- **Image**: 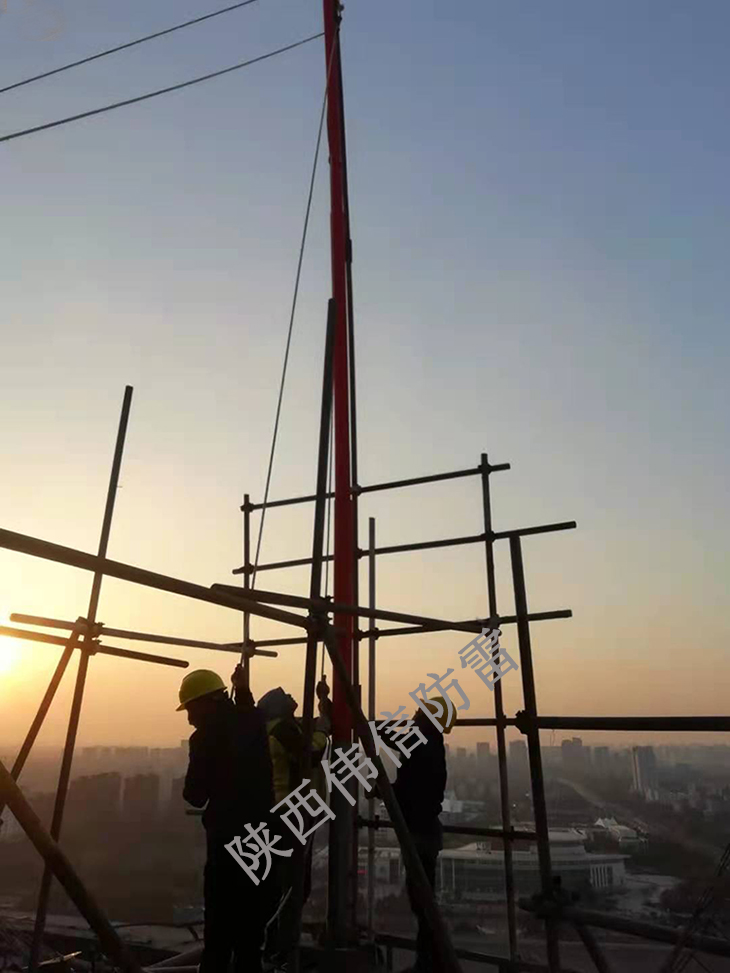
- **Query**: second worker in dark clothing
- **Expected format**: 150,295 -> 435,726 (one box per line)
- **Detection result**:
391,695 -> 455,973
180,668 -> 275,973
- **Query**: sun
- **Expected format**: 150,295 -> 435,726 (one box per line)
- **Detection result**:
0,642 -> 20,676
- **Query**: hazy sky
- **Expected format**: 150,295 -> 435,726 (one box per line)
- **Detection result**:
1,0 -> 728,759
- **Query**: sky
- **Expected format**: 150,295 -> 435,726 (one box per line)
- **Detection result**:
0,0 -> 728,758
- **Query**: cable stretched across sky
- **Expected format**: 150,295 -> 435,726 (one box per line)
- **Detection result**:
0,0 -> 259,96
0,33 -> 324,145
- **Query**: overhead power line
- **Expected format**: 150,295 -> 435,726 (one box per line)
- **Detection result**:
0,33 -> 324,145
0,0 -> 259,96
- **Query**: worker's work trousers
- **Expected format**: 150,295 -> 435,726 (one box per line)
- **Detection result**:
201,838 -> 276,973
404,833 -> 442,973
264,835 -> 314,961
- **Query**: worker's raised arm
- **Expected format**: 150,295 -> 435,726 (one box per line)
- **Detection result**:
231,664 -> 255,711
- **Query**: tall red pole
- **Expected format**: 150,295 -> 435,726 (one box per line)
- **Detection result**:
323,0 -> 354,743
322,0 -> 357,945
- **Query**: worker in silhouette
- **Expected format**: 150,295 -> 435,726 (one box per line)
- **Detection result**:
391,696 -> 455,973
180,668 -> 275,973
255,677 -> 331,965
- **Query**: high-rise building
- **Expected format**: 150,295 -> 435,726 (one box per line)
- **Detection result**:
509,740 -> 529,781
476,742 -> 491,765
122,773 -> 160,822
631,747 -> 658,800
561,738 -> 589,775
593,747 -> 611,775
67,773 -> 122,829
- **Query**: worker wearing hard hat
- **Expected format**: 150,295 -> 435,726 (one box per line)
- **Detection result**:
391,696 -> 455,973
255,677 -> 331,966
179,668 -> 275,973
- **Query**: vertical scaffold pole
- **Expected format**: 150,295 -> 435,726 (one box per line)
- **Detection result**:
242,493 -> 252,690
509,535 -> 561,972
29,386 -> 133,973
479,453 -> 517,962
290,300 -> 336,970
366,516 -> 376,938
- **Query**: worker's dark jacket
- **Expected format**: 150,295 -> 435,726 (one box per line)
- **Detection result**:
391,715 -> 447,843
183,693 -> 274,843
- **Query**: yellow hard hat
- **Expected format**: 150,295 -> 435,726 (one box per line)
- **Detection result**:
177,670 -> 226,711
426,696 -> 457,734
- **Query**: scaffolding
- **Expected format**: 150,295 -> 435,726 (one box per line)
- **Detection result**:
1,381 -> 729,973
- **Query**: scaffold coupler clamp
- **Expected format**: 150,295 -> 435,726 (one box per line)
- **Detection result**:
514,709 -> 533,736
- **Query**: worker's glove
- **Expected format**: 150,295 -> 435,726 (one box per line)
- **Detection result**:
316,675 -> 333,733
231,664 -> 255,710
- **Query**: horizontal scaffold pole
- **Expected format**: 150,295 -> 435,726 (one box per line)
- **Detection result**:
0,528 -> 313,632
240,462 -> 512,511
8,614 -> 278,658
231,520 -> 577,574
213,583 -> 490,637
517,714 -> 730,732
0,624 -> 188,668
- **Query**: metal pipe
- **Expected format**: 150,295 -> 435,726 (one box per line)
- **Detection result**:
363,609 -> 573,639
556,907 -> 730,959
0,625 -> 188,667
318,619 -> 462,973
366,517 -> 376,939
248,608 -> 573,649
213,582 -> 494,637
455,718 -> 516,727
493,521 -> 576,540
0,529 -> 315,631
357,818 -> 538,841
0,759 -> 144,973
238,464 -> 511,513
232,520 -> 574,573
371,933 -> 583,973
521,716 -> 730,732
30,385 -> 134,972
571,921 -> 614,973
480,453 -> 518,963
240,493 -> 252,686
509,535 -> 560,973
8,615 -> 277,658
288,299 -> 335,968
303,299 -> 336,773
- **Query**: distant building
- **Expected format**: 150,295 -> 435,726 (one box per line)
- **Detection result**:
122,773 -> 160,822
593,747 -> 611,775
631,747 -> 659,801
594,817 -> 643,849
539,746 -> 562,772
561,738 -> 590,775
67,773 -> 122,828
364,828 -> 626,902
509,740 -> 529,781
456,747 -> 467,763
168,775 -> 186,814
476,742 -> 491,763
